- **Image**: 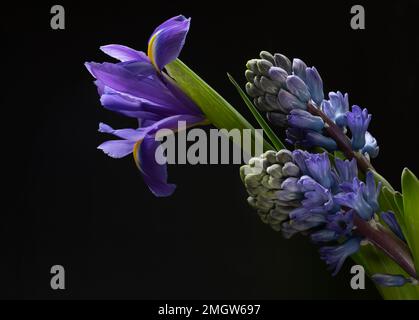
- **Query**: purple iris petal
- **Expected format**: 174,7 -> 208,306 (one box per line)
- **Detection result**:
99,84 -> 191,119
100,94 -> 162,120
100,44 -> 150,62
97,114 -> 204,196
97,123 -> 146,159
161,73 -> 204,116
141,114 -> 206,137
86,62 -> 173,106
149,15 -> 191,70
138,136 -> 176,197
95,80 -> 106,96
150,15 -> 188,38
98,140 -> 136,158
99,122 -> 146,141
118,60 -> 156,77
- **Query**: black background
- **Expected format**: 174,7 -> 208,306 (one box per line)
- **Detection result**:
1,0 -> 418,299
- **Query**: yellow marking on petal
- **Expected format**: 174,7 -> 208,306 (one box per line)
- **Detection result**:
133,139 -> 144,171
147,33 -> 159,70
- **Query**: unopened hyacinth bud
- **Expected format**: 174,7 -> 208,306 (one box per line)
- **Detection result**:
245,51 -> 324,125
245,52 -> 380,159
245,52 -> 340,153
381,211 -> 406,242
371,274 -> 417,287
240,150 -> 303,231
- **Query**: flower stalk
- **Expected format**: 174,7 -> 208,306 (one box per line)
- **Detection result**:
306,102 -> 373,174
353,214 -> 417,278
305,101 -> 414,275
352,213 -> 417,278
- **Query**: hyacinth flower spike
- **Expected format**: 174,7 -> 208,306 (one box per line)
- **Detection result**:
85,16 -> 209,196
241,151 -> 417,280
245,51 -> 380,174
240,51 -> 419,298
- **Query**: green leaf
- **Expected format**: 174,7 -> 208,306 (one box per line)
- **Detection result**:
352,245 -> 419,300
166,59 -> 274,155
372,170 -> 395,193
227,73 -> 285,151
378,187 -> 408,247
393,192 -> 404,216
355,174 -> 418,299
401,168 -> 419,272
333,151 -> 346,160
380,186 -> 401,216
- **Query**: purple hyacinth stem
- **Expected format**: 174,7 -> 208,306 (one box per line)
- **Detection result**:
306,102 -> 373,174
353,214 -> 417,279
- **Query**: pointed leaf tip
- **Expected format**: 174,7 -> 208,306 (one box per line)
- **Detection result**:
401,167 -> 419,274
228,73 -> 285,151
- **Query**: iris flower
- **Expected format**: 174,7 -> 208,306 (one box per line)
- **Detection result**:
85,15 -> 208,196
